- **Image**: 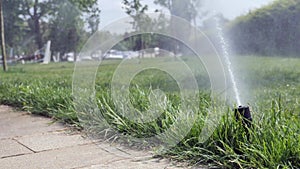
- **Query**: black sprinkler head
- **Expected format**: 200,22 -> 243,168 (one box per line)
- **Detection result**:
234,106 -> 252,128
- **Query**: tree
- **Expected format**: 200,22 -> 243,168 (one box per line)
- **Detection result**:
69,0 -> 101,34
20,0 -> 51,49
228,0 -> 300,56
0,0 -> 7,71
154,0 -> 204,54
2,0 -> 25,52
122,0 -> 150,51
0,0 -> 100,59
19,0 -> 100,50
87,7 -> 101,34
123,0 -> 149,31
48,1 -> 85,55
46,0 -> 100,57
154,0 -> 202,23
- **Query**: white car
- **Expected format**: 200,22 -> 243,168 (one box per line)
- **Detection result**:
104,50 -> 124,59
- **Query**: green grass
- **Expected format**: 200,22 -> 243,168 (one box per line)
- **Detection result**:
0,56 -> 299,168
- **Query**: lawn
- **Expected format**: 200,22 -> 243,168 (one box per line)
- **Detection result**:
0,56 -> 299,168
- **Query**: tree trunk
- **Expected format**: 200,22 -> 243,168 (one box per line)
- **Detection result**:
34,16 -> 43,49
33,0 -> 43,49
0,0 -> 7,71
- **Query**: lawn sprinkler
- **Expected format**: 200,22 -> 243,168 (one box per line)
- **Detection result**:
234,105 -> 253,140
234,106 -> 252,129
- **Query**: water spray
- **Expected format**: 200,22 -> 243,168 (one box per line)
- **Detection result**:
215,16 -> 252,128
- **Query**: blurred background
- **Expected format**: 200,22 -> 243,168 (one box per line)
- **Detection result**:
3,0 -> 299,64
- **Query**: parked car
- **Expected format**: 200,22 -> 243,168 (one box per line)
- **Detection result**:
104,50 -> 124,59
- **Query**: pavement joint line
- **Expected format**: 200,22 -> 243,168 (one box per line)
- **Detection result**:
0,138 -> 12,141
97,145 -> 135,158
1,152 -> 32,159
88,143 -> 151,160
130,156 -> 156,162
14,137 -> 100,154
102,157 -> 132,165
12,138 -> 36,153
30,140 -> 103,154
115,147 -> 133,155
102,155 -> 155,165
98,145 -> 156,161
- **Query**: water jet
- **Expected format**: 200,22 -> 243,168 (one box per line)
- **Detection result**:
215,16 -> 253,129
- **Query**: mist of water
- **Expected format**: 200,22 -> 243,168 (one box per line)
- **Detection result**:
215,17 -> 242,106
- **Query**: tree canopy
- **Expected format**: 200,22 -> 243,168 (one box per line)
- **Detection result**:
228,0 -> 300,56
154,0 -> 202,23
1,0 -> 100,56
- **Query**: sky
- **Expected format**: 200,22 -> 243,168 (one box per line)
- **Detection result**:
98,0 -> 276,28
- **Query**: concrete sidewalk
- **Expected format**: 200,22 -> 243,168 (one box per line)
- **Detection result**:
0,105 -> 189,169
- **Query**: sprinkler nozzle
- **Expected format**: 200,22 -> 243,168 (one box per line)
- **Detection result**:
234,106 -> 252,128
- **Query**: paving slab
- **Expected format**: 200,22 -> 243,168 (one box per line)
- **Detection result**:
0,139 -> 33,158
0,110 -> 28,120
0,144 -> 125,169
0,105 -> 14,113
78,154 -> 191,169
0,111 -> 65,139
0,105 -> 193,169
16,132 -> 92,152
95,142 -> 152,159
79,160 -> 184,169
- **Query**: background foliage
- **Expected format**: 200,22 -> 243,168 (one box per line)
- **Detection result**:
228,0 -> 300,56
